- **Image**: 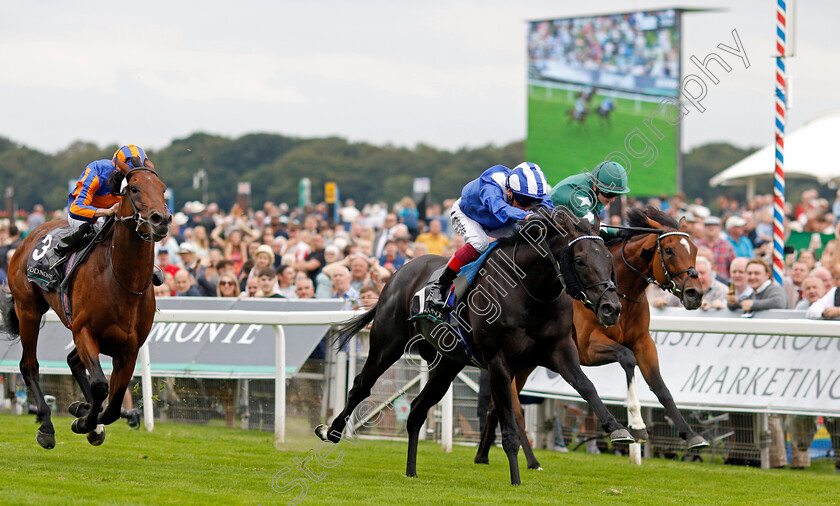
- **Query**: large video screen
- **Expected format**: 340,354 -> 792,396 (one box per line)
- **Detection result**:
526,9 -> 681,196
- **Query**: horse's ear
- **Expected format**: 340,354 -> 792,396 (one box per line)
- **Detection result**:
144,159 -> 155,170
115,158 -> 131,174
678,216 -> 690,232
552,205 -> 575,232
645,215 -> 663,230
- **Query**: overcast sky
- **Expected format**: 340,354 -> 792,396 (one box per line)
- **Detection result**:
1,1 -> 837,155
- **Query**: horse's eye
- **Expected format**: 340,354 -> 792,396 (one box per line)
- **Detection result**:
664,247 -> 673,255
129,185 -> 139,194
575,257 -> 584,266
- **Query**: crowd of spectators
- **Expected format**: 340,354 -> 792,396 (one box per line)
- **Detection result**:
529,12 -> 678,80
0,197 -> 461,314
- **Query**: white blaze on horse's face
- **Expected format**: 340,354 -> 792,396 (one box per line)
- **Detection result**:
680,238 -> 691,256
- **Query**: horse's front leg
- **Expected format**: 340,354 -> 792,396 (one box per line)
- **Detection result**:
632,334 -> 708,448
547,336 -> 634,444
486,355 -> 522,486
70,328 -> 108,444
98,352 -> 138,426
580,331 -> 647,441
66,348 -> 94,419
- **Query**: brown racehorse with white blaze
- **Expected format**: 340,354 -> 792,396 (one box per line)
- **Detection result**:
0,157 -> 169,449
476,207 -> 708,469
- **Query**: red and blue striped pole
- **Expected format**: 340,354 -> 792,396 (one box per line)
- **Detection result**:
773,0 -> 787,285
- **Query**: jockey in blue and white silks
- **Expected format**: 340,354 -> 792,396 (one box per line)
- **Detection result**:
426,162 -> 553,310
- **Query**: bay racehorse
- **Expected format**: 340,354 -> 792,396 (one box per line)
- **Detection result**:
316,206 -> 634,485
475,207 -> 708,469
0,158 -> 169,448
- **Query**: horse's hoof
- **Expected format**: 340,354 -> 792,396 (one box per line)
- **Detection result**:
528,464 -> 543,471
628,427 -> 649,442
474,457 -> 489,465
71,417 -> 86,434
687,435 -> 709,449
314,424 -> 329,441
87,425 -> 106,446
609,429 -> 635,444
68,401 -> 90,418
37,429 -> 56,449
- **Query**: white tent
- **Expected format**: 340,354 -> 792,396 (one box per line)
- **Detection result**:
709,110 -> 840,196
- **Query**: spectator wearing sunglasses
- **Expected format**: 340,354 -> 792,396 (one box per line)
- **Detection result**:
549,161 -> 630,226
216,273 -> 240,297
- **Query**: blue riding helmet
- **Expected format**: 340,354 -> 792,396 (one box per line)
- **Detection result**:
507,162 -> 549,199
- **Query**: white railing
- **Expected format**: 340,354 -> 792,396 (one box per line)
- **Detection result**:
43,310 -> 840,456
44,309 -> 363,448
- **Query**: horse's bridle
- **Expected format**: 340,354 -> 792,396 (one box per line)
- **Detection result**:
619,229 -> 699,301
516,227 -> 617,311
109,166 -> 165,295
113,167 -> 161,242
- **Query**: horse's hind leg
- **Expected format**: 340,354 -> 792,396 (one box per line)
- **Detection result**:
474,402 -> 498,464
475,373 -> 541,470
405,358 -> 463,478
317,327 -> 407,444
513,370 -> 542,470
17,313 -> 55,449
70,328 -> 109,438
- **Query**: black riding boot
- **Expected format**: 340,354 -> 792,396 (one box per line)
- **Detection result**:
53,222 -> 94,263
426,266 -> 458,311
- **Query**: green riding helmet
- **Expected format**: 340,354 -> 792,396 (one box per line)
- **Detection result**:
590,161 -> 630,194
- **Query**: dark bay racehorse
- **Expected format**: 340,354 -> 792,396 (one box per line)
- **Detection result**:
316,206 -> 634,485
0,159 -> 169,448
476,207 -> 707,469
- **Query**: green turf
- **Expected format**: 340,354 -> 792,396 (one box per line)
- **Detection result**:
526,84 -> 679,196
0,412 -> 836,505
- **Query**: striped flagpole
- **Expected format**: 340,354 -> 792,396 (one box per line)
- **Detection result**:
772,0 -> 787,285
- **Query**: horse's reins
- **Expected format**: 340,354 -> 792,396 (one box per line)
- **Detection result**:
515,220 -> 616,310
616,226 -> 698,302
109,167 -> 161,295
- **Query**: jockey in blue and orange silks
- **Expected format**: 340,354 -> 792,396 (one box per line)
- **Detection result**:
55,145 -> 154,261
425,162 -> 553,311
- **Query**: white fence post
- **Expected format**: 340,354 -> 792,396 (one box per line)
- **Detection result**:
274,324 -> 286,448
441,384 -> 453,452
139,340 -> 154,432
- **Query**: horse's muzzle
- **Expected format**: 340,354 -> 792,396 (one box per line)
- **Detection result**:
682,287 -> 703,310
597,301 -> 620,327
149,211 -> 170,242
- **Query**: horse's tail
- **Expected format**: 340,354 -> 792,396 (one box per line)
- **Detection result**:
0,288 -> 20,340
327,306 -> 376,350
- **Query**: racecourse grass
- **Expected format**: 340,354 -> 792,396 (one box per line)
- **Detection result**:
0,412 -> 836,505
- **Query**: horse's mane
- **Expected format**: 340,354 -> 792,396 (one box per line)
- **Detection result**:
604,206 -> 679,246
495,205 -> 593,248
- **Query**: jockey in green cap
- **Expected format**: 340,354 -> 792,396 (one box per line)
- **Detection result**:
549,161 -> 630,226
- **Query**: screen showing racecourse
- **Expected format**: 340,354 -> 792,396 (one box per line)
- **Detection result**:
526,9 -> 681,195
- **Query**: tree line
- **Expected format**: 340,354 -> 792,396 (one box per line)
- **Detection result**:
0,132 -> 766,214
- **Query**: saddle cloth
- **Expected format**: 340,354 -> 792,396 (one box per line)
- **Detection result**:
26,226 -> 99,292
409,242 -> 499,368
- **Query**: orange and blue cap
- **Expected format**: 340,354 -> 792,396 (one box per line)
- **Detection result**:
112,145 -> 148,169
